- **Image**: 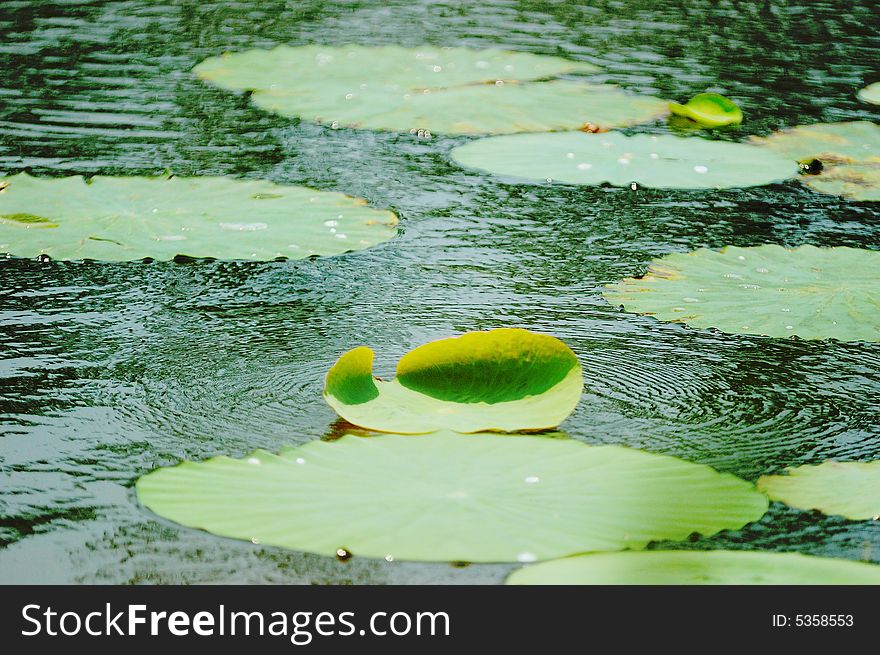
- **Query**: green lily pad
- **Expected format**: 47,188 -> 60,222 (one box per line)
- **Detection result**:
450,132 -> 797,188
751,121 -> 880,201
858,82 -> 880,105
669,93 -> 743,128
0,173 -> 398,261
507,550 -> 880,584
136,432 -> 768,563
603,244 -> 880,342
323,328 -> 583,433
195,45 -> 669,134
758,461 -> 880,520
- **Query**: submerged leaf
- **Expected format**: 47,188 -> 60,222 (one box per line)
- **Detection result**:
603,244 -> 880,342
451,132 -> 797,189
195,45 -> 668,134
758,461 -> 880,520
669,93 -> 743,128
323,328 -> 583,433
751,121 -> 880,200
0,173 -> 397,261
136,432 -> 768,563
507,550 -> 880,584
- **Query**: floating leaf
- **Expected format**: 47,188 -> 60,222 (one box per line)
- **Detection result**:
195,45 -> 669,134
451,132 -> 797,189
758,461 -> 880,520
507,550 -> 880,584
136,432 -> 768,563
0,173 -> 397,261
603,244 -> 880,342
669,93 -> 743,128
323,328 -> 583,433
751,121 -> 880,200
858,82 -> 880,105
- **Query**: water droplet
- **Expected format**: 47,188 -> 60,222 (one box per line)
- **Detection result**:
335,233 -> 348,239
693,165 -> 709,174
247,457 -> 261,465
384,554 -> 394,562
737,255 -> 745,260
781,308 -> 791,312
219,222 -> 268,232
432,65 -> 442,72
495,80 -> 504,86
345,93 -> 354,100
566,152 -> 575,159
156,235 -> 186,242
577,163 -> 592,170
331,121 -> 339,129
251,538 -> 260,544
785,325 -> 794,330
683,297 -> 699,303
295,457 -> 306,464
617,157 -> 630,165
152,208 -> 158,213
546,177 -> 553,183
517,552 -> 537,563
524,476 -> 540,484
629,181 -> 639,191
336,548 -> 352,561
38,254 -> 52,263
672,307 -> 685,311
756,267 -> 769,273
649,153 -> 659,159
475,60 -> 488,69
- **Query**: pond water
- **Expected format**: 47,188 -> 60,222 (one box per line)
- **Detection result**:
1,0 -> 878,584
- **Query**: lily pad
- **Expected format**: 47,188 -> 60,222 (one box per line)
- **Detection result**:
323,328 -> 583,433
758,461 -> 880,520
858,82 -> 880,105
136,432 -> 768,563
750,121 -> 880,200
602,244 -> 880,342
0,173 -> 398,261
507,550 -> 880,584
451,132 -> 797,188
195,45 -> 669,134
669,93 -> 743,128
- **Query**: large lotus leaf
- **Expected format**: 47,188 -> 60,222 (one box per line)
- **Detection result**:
195,45 -> 668,134
507,550 -> 880,584
136,432 -> 768,563
858,83 -> 880,105
602,244 -> 880,342
451,132 -> 797,188
751,121 -> 880,200
0,173 -> 398,261
669,93 -> 743,128
758,461 -> 880,520
323,328 -> 583,433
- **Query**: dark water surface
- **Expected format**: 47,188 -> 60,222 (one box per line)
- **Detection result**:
0,0 -> 878,583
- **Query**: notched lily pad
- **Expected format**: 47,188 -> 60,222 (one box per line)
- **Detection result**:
136,432 -> 768,563
669,93 -> 743,128
451,132 -> 797,189
0,173 -> 398,261
507,550 -> 880,585
603,244 -> 880,342
758,461 -> 880,520
858,82 -> 880,105
751,121 -> 880,200
195,45 -> 669,134
323,328 -> 583,433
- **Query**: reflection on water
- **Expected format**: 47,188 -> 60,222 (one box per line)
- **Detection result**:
1,0 -> 878,583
